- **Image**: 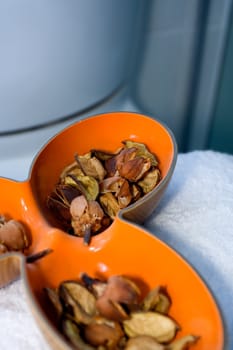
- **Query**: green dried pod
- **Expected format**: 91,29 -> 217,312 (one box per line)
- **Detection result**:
59,280 -> 96,325
60,161 -> 84,181
123,311 -> 179,343
65,174 -> 99,201
141,286 -> 171,314
75,153 -> 106,181
122,140 -> 158,166
62,318 -> 95,350
138,168 -> 161,194
99,193 -> 120,220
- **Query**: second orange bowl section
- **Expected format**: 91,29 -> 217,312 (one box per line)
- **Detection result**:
0,112 -> 225,349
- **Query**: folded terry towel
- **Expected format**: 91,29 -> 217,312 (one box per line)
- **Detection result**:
0,150 -> 232,349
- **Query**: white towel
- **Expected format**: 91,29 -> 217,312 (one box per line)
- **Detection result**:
0,150 -> 232,349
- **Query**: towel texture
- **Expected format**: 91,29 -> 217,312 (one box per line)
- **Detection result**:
0,150 -> 232,349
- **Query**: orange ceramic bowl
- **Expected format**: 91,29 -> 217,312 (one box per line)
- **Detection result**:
0,112 -> 224,350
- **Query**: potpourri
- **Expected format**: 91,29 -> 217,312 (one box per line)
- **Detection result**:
44,273 -> 200,350
47,141 -> 161,244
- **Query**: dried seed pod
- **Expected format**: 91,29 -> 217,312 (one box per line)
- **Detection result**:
166,335 -> 200,350
65,174 -> 99,201
125,335 -> 165,350
96,275 -> 141,321
0,219 -> 31,252
80,273 -> 107,298
43,287 -> 63,320
59,281 -> 97,317
99,193 -> 120,220
70,195 -> 104,239
59,281 -> 96,325
118,157 -> 152,182
122,140 -> 158,167
60,161 -> 84,181
123,311 -> 179,343
141,286 -> 171,314
62,318 -> 95,350
138,168 -> 161,194
99,176 -> 132,209
105,147 -> 137,177
84,317 -> 124,349
75,153 -> 106,181
96,298 -> 129,322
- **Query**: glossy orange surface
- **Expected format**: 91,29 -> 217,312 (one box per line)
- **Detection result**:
0,112 -> 224,349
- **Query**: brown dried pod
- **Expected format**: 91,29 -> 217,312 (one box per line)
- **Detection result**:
118,157 -> 152,182
125,335 -> 165,350
99,176 -> 132,209
70,195 -> 104,239
123,311 -> 179,343
0,219 -> 31,252
105,147 -> 137,177
96,275 -> 141,321
84,317 -> 124,349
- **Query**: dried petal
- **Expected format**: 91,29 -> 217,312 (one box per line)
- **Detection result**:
123,311 -> 179,343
